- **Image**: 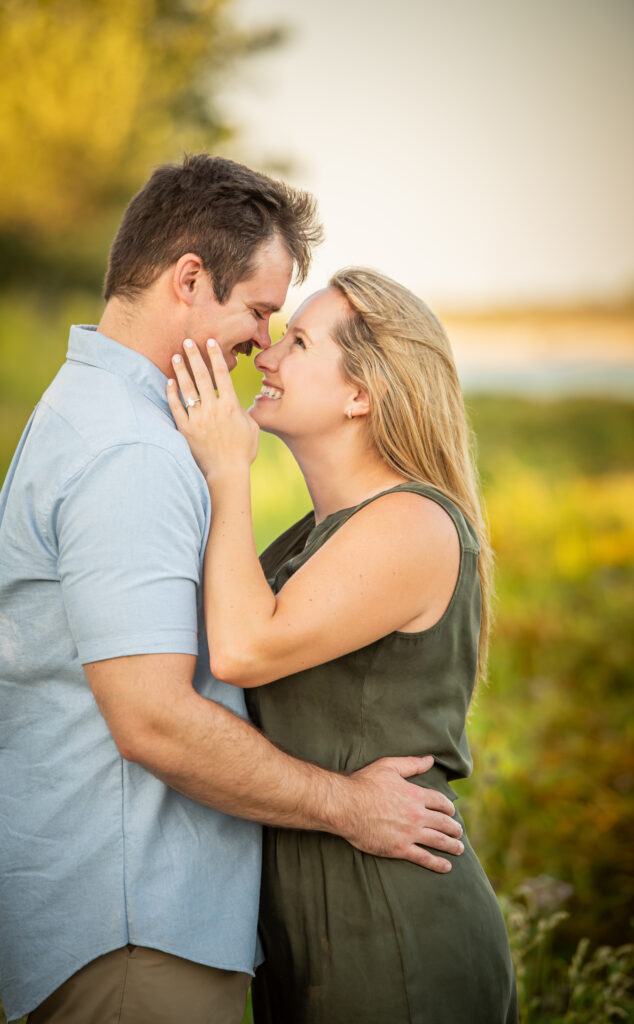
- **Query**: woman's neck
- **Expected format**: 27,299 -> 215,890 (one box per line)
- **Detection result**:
287,433 -> 407,524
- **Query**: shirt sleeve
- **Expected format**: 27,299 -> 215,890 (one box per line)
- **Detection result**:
56,442 -> 208,663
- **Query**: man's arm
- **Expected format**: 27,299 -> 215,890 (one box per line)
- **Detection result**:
85,653 -> 464,872
58,444 -> 461,871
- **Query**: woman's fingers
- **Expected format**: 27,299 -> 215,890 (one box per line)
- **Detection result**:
182,339 -> 216,403
166,337 -> 259,476
205,338 -> 235,401
171,351 -> 200,408
170,337 -> 239,409
166,378 -> 189,430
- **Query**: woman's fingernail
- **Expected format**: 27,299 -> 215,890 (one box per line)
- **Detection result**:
457,842 -> 464,853
173,354 -> 182,364
184,338 -> 194,348
167,379 -> 175,386
207,338 -> 216,347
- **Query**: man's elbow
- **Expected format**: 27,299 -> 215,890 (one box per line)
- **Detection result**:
108,712 -> 179,767
111,724 -> 158,765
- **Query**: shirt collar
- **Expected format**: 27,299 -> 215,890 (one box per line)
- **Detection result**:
67,325 -> 172,417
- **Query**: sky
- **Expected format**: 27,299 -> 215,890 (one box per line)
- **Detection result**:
223,0 -> 634,310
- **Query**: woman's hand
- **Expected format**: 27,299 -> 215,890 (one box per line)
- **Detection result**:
166,338 -> 259,485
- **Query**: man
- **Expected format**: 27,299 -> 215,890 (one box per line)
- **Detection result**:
0,154 -> 463,1024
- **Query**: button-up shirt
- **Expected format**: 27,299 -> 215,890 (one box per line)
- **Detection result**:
0,326 -> 262,1021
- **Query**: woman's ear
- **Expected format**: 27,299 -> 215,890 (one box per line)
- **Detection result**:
172,253 -> 208,306
349,387 -> 371,418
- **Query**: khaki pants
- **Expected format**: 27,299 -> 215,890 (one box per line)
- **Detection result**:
27,945 -> 251,1024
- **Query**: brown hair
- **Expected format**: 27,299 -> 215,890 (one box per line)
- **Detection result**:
104,153 -> 323,302
329,267 -> 493,684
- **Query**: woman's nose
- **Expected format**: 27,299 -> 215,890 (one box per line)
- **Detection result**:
255,341 -> 281,373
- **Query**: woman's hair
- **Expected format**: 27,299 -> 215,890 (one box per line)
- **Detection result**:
328,266 -> 493,683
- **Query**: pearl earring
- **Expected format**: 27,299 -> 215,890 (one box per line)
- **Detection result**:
346,409 -> 352,420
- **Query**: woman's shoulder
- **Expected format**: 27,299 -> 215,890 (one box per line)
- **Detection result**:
345,482 -> 480,556
259,510 -> 315,580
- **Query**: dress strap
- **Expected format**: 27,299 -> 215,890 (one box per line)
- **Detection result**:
306,482 -> 480,557
260,510 -> 315,581
262,481 -> 480,592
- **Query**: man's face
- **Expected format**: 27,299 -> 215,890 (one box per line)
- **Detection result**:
185,235 -> 293,372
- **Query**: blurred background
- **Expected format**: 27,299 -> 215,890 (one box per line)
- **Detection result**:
0,0 -> 632,1020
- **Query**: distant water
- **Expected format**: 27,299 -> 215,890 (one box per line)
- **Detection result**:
458,361 -> 634,398
444,310 -> 634,399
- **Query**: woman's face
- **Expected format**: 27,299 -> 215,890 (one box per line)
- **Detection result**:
251,287 -> 359,441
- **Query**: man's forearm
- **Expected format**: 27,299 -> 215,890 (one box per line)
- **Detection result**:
134,690 -> 463,871
134,688 -> 350,832
87,653 -> 462,869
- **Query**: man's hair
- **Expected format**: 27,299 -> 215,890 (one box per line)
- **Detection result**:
103,153 -> 323,302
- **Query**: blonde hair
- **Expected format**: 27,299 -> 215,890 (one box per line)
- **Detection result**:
328,266 -> 493,683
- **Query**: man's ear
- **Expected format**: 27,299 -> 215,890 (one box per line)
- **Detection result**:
171,253 -> 208,306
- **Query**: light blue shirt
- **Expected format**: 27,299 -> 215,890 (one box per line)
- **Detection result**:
0,326 -> 262,1021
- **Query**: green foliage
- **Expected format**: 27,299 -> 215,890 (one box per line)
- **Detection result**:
467,395 -> 634,481
0,0 -> 284,288
453,458 -> 634,949
0,291 -> 101,475
501,883 -> 634,1022
1,303 -> 633,1022
242,989 -> 254,1024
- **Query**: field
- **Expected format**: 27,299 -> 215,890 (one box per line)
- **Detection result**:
1,301 -> 633,1022
247,396 -> 634,1023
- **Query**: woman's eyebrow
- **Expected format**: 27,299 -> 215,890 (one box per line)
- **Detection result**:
289,324 -> 315,344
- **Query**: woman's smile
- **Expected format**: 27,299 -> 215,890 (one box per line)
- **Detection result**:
256,380 -> 284,401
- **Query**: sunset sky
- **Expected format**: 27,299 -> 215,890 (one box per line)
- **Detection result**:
224,0 -> 634,310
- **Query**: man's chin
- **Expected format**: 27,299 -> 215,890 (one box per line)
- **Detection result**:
229,342 -> 254,369
212,345 -> 237,372
198,340 -> 240,372
232,342 -> 254,358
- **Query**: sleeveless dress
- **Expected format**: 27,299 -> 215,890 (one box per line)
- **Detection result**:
247,482 -> 518,1024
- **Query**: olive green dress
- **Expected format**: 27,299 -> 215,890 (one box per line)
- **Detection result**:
247,482 -> 518,1024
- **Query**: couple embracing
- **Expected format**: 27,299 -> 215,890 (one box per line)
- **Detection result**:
0,154 -> 517,1024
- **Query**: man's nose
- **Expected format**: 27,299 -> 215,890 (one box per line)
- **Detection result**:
253,320 -> 272,351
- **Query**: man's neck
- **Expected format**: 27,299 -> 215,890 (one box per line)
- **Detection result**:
98,294 -> 176,377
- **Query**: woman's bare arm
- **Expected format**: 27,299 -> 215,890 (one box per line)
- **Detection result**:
167,340 -> 460,687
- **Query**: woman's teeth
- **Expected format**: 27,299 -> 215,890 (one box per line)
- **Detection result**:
260,385 -> 283,400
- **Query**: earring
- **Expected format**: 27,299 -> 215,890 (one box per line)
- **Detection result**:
346,409 -> 352,420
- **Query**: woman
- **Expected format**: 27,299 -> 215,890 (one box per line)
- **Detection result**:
167,268 -> 518,1024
